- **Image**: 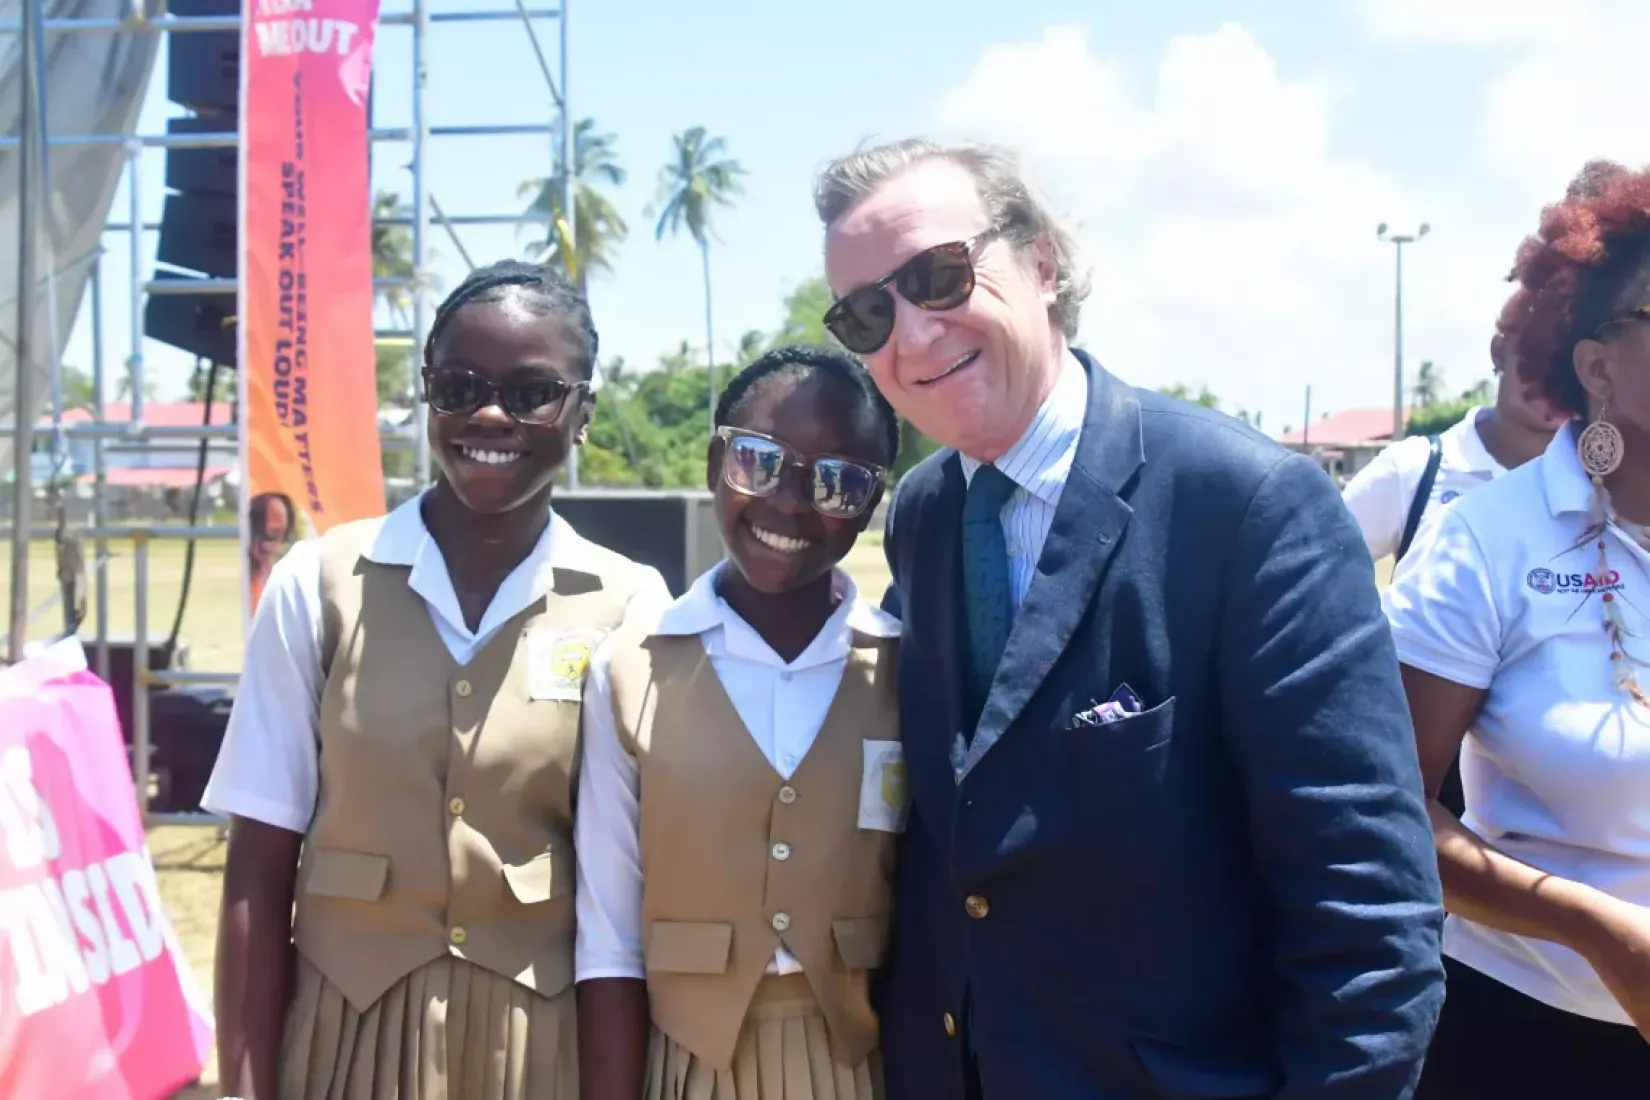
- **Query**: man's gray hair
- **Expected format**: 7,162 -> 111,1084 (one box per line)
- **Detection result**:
814,138 -> 1091,341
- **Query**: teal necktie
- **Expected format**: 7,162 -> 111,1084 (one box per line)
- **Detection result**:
962,465 -> 1018,728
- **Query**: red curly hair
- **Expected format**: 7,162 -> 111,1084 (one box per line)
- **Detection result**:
1510,160 -> 1650,417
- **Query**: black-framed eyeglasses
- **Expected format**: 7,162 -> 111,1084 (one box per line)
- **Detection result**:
421,366 -> 588,425
715,427 -> 885,519
1594,305 -> 1650,339
823,229 -> 1001,355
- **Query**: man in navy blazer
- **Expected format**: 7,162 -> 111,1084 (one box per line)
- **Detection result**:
815,139 -> 1445,1099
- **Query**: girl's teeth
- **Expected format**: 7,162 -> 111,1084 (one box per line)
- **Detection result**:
751,526 -> 809,553
461,447 -> 521,466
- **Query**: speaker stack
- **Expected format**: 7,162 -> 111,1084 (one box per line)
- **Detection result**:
142,0 -> 240,366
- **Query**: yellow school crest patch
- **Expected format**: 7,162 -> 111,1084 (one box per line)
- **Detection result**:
858,740 -> 909,833
880,758 -> 907,811
550,639 -> 592,682
526,629 -> 600,702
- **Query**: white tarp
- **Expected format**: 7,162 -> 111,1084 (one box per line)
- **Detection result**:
0,0 -> 158,481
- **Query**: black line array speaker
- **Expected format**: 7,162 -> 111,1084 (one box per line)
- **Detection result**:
145,0 -> 241,367
166,0 -> 240,115
164,115 -> 236,197
157,192 -> 237,279
145,272 -> 237,365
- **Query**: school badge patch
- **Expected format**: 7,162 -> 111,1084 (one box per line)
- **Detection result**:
858,740 -> 909,834
550,639 -> 592,682
526,630 -> 599,702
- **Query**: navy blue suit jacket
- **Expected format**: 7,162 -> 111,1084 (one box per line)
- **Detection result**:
877,352 -> 1444,1100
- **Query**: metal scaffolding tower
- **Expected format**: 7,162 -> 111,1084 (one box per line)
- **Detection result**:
1,0 -> 574,825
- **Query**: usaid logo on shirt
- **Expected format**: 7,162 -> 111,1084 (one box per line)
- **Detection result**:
1526,567 -> 1624,596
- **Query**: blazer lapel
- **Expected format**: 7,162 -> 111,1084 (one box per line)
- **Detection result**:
903,453 -> 973,792
960,353 -> 1145,778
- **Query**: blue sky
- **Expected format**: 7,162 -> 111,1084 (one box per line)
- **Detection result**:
62,0 -> 1650,437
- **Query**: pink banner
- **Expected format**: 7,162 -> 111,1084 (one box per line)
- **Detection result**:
0,641 -> 213,1099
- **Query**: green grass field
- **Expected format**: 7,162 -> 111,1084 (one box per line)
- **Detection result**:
1,537 -> 247,671
0,534 -> 897,674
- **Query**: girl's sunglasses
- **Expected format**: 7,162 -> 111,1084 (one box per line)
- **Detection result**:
422,367 -> 588,425
1594,305 -> 1650,339
716,427 -> 885,520
822,229 -> 999,355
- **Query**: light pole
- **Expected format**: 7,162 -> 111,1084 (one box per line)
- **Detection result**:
1376,222 -> 1429,441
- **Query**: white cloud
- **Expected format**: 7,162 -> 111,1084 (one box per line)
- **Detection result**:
929,16 -> 1650,437
1346,0 -> 1650,205
1347,0 -> 1572,46
1478,14 -> 1650,204
932,24 -> 1470,436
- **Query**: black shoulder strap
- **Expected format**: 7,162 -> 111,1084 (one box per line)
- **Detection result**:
1397,435 -> 1443,562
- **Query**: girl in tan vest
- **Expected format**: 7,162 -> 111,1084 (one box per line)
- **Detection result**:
575,345 -> 906,1100
202,260 -> 668,1100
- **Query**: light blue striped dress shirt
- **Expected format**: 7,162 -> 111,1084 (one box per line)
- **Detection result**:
957,352 -> 1089,611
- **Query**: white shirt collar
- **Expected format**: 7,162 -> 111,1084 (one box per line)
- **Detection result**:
1444,406 -> 1506,477
958,348 -> 1088,504
1540,420 -> 1601,520
361,490 -> 597,642
648,560 -> 899,670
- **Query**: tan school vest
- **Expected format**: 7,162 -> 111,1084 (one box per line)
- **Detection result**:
606,626 -> 904,1071
291,516 -> 646,1013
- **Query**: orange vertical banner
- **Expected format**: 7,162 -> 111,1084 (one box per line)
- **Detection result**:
238,0 -> 386,615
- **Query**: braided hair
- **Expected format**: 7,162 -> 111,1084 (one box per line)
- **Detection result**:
424,260 -> 599,381
716,344 -> 901,467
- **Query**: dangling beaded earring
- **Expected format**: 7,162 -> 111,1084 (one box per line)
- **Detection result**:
1579,403 -> 1649,704
1579,401 -> 1625,483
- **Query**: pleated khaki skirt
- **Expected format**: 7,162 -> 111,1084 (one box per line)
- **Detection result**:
645,973 -> 883,1100
277,953 -> 577,1100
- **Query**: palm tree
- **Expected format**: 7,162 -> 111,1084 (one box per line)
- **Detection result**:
1413,360 -> 1442,408
518,118 -> 628,287
735,329 -> 767,365
369,191 -> 420,411
650,126 -> 746,430
59,365 -> 96,410
113,373 -> 157,404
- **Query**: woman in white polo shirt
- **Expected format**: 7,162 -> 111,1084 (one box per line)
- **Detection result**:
1384,168 -> 1650,1097
1348,302 -> 1567,821
1342,312 -> 1565,564
1348,159 -> 1626,567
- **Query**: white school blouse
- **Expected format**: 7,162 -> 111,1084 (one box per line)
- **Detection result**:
573,561 -> 901,981
202,493 -> 668,832
1342,407 -> 1506,562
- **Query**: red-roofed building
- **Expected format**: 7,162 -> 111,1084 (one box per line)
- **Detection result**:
87,466 -> 235,489
1279,407 -> 1410,483
54,401 -> 236,430
27,401 -> 239,502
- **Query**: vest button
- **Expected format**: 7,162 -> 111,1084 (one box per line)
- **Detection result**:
777,786 -> 797,804
449,926 -> 467,945
943,1012 -> 957,1036
454,679 -> 474,698
771,912 -> 791,932
965,895 -> 990,919
448,796 -> 465,816
771,842 -> 791,861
